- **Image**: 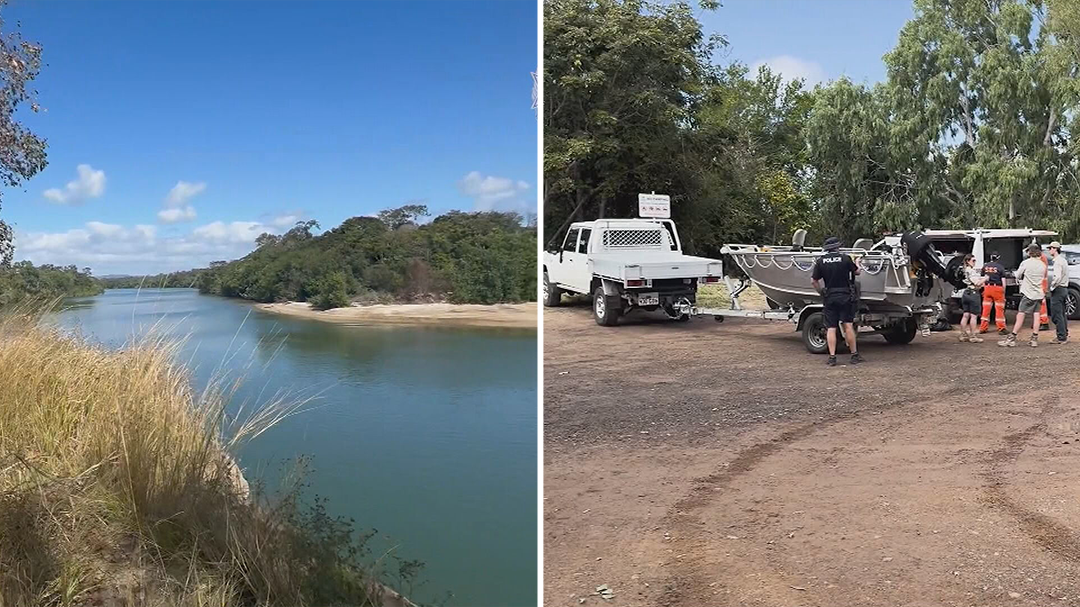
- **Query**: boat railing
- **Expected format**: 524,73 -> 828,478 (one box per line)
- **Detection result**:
721,243 -> 914,294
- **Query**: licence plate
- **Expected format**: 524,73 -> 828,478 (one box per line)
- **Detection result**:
638,292 -> 659,306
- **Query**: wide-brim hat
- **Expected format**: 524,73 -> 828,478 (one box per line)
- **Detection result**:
1049,241 -> 1062,250
822,237 -> 842,251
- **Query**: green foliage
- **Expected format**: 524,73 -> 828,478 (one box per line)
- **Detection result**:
0,262 -> 102,305
0,3 -> 48,268
545,0 -> 1080,248
543,0 -> 725,241
544,0 -> 816,255
196,207 -> 536,308
312,271 -> 350,310
378,203 -> 430,230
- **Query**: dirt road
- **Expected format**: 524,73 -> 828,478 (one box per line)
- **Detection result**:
544,302 -> 1080,607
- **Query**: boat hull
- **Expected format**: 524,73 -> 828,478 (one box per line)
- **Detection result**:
723,246 -> 945,312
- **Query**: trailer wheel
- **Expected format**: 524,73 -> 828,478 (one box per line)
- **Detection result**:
1067,287 -> 1080,321
714,315 -> 725,323
801,311 -> 829,354
883,318 -> 917,345
542,271 -> 562,307
593,287 -> 621,326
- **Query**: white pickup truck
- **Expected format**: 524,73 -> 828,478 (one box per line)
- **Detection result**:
542,218 -> 723,326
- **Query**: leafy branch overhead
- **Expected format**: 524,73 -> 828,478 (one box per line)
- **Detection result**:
0,0 -> 48,267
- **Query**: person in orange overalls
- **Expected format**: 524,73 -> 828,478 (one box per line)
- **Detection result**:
978,253 -> 1008,334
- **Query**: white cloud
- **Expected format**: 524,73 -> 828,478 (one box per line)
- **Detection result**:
165,181 -> 206,206
158,181 -> 206,224
43,164 -> 106,205
458,171 -> 531,211
270,214 -> 300,228
191,221 -> 267,245
158,206 -> 197,223
14,218 -> 279,276
749,55 -> 826,87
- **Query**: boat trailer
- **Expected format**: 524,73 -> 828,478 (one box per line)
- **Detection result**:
675,276 -> 942,354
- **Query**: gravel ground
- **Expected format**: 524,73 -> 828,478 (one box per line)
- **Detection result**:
544,301 -> 1080,607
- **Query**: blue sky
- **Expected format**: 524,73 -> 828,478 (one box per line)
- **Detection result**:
700,0 -> 914,87
3,0 -> 537,275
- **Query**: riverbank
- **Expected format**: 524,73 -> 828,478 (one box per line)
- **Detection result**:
0,311 -> 403,606
256,301 -> 538,329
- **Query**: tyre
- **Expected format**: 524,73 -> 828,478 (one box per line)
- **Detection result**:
882,317 -> 917,345
542,271 -> 562,307
593,286 -> 622,326
801,311 -> 829,354
1068,287 -> 1080,321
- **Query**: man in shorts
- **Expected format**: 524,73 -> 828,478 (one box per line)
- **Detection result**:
811,236 -> 863,366
999,243 -> 1047,348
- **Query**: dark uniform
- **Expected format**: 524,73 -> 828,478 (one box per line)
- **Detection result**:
811,251 -> 858,328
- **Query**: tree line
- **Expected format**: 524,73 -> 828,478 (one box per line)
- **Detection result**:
0,262 -> 102,304
188,206 -> 536,309
544,0 -> 1080,256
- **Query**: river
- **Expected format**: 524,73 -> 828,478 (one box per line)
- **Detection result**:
52,288 -> 537,607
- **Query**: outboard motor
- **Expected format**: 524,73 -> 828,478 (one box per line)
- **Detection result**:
791,228 -> 807,251
901,231 -> 966,290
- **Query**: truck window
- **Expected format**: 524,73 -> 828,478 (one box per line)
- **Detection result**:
662,222 -> 678,250
577,229 -> 591,254
562,228 -> 580,252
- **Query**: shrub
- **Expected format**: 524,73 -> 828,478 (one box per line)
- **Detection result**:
313,271 -> 351,310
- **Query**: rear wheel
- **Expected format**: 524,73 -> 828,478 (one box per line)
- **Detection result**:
882,318 -> 917,344
801,311 -> 829,354
593,287 -> 622,326
542,271 -> 562,307
1067,287 -> 1080,320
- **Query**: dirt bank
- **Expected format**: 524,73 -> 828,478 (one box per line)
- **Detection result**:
256,301 -> 537,329
544,301 -> 1080,607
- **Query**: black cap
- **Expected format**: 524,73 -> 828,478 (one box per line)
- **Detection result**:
822,236 -> 842,251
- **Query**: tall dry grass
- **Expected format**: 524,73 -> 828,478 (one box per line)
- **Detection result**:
0,307 -> 385,607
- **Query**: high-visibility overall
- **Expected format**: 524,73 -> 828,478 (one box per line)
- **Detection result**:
979,285 -> 1006,332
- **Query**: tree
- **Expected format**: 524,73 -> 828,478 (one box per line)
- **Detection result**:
681,64 -> 815,254
312,271 -> 350,310
880,0 -> 1079,234
255,233 -> 281,248
377,204 -> 429,230
543,0 -> 725,244
0,2 -> 48,267
282,220 -> 321,244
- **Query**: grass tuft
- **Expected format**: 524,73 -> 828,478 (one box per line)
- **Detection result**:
0,304 -> 404,607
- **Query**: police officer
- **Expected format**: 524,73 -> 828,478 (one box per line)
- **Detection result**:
811,236 -> 863,366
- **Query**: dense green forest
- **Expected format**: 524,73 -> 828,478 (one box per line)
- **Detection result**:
544,0 -> 1080,255
191,206 -> 535,309
0,262 -> 102,304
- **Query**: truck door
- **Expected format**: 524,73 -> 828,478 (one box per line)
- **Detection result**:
567,227 -> 592,294
550,227 -> 580,289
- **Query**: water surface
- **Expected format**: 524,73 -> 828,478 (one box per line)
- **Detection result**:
54,288 -> 538,607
